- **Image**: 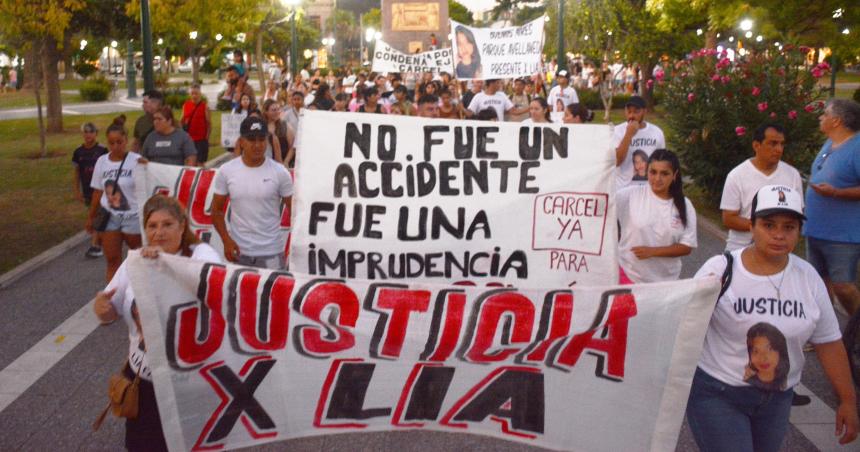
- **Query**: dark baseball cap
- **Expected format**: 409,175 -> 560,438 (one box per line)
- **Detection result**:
240,116 -> 268,139
625,96 -> 646,109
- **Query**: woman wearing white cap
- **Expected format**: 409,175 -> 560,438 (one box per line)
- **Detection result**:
688,184 -> 858,451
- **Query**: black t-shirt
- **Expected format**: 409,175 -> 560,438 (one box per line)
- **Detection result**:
72,143 -> 108,196
462,91 -> 477,111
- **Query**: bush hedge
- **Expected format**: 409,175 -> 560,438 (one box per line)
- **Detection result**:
79,77 -> 112,101
163,87 -> 190,109
660,47 -> 829,200
576,89 -> 633,111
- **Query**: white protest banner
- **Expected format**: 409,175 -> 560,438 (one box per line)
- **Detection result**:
128,252 -> 719,452
372,40 -> 454,74
290,110 -> 616,288
133,162 -> 292,260
220,113 -> 244,148
450,17 -> 545,81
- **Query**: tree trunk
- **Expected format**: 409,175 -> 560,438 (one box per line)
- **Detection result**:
42,36 -> 63,133
191,47 -> 200,85
705,31 -> 717,49
23,45 -> 39,89
256,26 -> 266,89
62,32 -> 75,80
31,40 -> 47,158
639,59 -> 655,109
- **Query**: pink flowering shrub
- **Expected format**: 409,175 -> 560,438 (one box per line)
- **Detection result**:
661,47 -> 828,198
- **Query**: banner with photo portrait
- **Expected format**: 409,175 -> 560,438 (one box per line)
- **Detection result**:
372,40 -> 454,75
289,110 -> 616,288
449,18 -> 545,81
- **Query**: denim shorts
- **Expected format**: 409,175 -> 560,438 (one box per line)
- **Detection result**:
686,367 -> 793,452
105,212 -> 140,235
806,237 -> 860,283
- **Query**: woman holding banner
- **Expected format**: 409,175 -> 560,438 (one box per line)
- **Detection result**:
454,25 -> 482,79
616,149 -> 697,283
689,185 -> 858,451
92,194 -> 223,452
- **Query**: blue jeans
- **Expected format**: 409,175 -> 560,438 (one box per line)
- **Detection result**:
686,367 -> 793,452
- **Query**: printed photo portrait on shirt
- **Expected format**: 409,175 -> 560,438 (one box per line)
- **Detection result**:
104,179 -> 130,211
743,322 -> 790,391
632,150 -> 648,181
454,25 -> 482,79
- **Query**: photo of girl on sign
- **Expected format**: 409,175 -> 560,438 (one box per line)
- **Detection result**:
743,322 -> 790,391
454,25 -> 482,79
104,179 -> 130,211
632,150 -> 648,181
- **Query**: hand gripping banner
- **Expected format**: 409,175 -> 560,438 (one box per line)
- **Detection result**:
128,252 -> 719,452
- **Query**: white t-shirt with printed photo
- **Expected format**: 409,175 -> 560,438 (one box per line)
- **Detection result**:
695,250 -> 841,390
467,91 -> 513,121
720,160 -> 804,251
106,243 -> 223,381
213,157 -> 294,257
612,122 -> 665,189
617,185 -> 697,282
547,85 -> 579,112
90,152 -> 141,215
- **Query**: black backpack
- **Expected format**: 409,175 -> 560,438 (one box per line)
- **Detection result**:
718,251 -> 734,300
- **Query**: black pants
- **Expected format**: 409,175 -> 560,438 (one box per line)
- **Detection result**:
194,140 -> 210,163
123,366 -> 168,452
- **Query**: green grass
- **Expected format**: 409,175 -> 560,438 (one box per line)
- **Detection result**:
0,110 -> 226,274
836,71 -> 860,84
0,89 -> 84,109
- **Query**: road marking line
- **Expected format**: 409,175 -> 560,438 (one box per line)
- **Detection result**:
790,383 -> 848,451
0,302 -> 100,413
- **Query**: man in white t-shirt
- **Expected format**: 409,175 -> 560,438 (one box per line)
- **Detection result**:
212,116 -> 294,269
721,123 -> 803,251
547,69 -> 579,114
466,79 -> 527,121
613,96 -> 666,189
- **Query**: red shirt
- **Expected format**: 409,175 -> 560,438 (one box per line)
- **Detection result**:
182,100 -> 208,141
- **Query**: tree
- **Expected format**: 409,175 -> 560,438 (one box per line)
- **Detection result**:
361,8 -> 381,31
0,0 -> 85,137
448,0 -> 474,25
127,0 -> 263,84
325,10 -> 358,67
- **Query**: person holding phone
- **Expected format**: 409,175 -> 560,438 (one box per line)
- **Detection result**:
613,96 -> 665,189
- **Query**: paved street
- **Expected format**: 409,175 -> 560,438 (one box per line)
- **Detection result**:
0,216 -> 854,451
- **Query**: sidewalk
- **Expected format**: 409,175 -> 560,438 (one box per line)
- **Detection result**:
0,78 -> 254,121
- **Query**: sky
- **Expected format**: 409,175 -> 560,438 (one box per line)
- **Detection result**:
459,0 -> 498,13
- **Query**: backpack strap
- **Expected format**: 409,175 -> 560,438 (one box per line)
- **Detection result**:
718,251 -> 734,300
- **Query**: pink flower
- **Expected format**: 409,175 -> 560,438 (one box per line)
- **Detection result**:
817,61 -> 831,71
687,93 -> 696,102
788,110 -> 798,120
770,112 -> 777,119
735,126 -> 746,136
721,75 -> 731,84
777,68 -> 786,77
804,104 -> 816,113
757,102 -> 768,112
646,79 -> 654,89
799,46 -> 812,54
719,50 -> 728,59
751,87 -> 761,96
812,68 -> 824,78
716,58 -> 731,69
711,74 -> 721,82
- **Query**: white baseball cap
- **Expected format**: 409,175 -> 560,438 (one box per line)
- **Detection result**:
751,185 -> 806,220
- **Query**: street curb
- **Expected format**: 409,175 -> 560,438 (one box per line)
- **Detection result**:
0,231 -> 89,290
697,214 -> 728,242
0,153 -> 232,291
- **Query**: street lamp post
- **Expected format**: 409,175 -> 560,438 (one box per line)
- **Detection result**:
281,0 -> 300,79
126,40 -> 137,98
141,0 -> 154,92
557,0 -> 564,72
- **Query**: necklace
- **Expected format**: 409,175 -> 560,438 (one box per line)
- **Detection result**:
756,253 -> 788,300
